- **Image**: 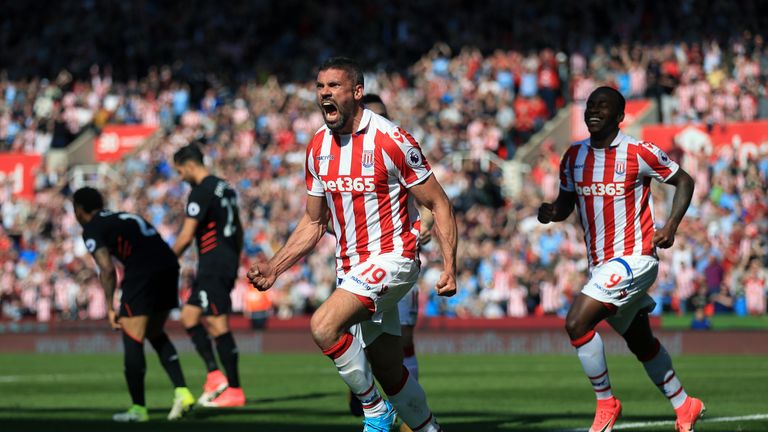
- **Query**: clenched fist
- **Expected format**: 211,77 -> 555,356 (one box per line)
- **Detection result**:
247,262 -> 277,291
538,202 -> 556,224
653,225 -> 677,249
435,272 -> 457,297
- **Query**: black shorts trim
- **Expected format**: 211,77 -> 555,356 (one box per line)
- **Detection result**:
119,267 -> 179,317
186,274 -> 236,316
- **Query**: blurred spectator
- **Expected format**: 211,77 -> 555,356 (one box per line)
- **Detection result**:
690,308 -> 712,330
2,1 -> 768,322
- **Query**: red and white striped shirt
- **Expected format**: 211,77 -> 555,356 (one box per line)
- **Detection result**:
306,109 -> 431,275
559,132 -> 679,268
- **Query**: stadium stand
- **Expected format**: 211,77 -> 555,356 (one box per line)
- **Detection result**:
1,1 -> 766,323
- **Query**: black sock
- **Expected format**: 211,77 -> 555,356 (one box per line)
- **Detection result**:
122,332 -> 146,406
215,332 -> 240,388
186,324 -> 218,372
149,332 -> 186,388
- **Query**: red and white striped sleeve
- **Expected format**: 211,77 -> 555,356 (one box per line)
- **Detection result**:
382,127 -> 432,188
305,134 -> 325,197
559,146 -> 576,192
636,141 -> 679,183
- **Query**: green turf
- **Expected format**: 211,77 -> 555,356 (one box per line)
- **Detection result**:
1,353 -> 767,431
661,313 -> 768,330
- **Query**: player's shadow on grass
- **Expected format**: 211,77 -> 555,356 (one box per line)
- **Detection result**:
436,411 -> 668,431
0,406 -> 122,414
190,405 -> 353,420
0,414 -> 748,432
0,407 -> 686,432
247,390 -> 337,405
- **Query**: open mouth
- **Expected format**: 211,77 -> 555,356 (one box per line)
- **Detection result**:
587,116 -> 602,127
321,100 -> 339,121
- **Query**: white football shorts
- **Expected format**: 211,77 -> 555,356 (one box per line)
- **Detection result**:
581,255 -> 659,335
337,253 -> 420,347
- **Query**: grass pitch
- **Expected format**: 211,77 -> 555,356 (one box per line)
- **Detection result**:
0,353 -> 766,431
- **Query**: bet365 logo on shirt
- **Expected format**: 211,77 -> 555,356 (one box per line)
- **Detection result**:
575,183 -> 626,196
322,177 -> 375,192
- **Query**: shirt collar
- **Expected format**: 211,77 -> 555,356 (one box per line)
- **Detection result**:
355,108 -> 372,135
588,131 -> 625,149
609,131 -> 626,147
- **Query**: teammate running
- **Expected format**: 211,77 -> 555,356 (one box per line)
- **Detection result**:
172,144 -> 245,407
73,187 -> 194,422
538,87 -> 704,432
248,57 -> 456,432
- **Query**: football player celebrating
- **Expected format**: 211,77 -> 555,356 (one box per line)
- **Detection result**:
249,57 -> 456,432
539,87 -> 703,432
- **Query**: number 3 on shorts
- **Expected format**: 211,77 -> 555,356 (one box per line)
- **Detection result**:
359,263 -> 387,284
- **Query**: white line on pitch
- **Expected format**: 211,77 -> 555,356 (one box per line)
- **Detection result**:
0,365 -> 333,383
555,413 -> 768,431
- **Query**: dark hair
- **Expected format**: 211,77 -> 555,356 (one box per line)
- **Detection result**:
592,86 -> 626,113
173,144 -> 205,165
360,93 -> 388,119
318,57 -> 364,87
360,94 -> 383,105
73,187 -> 104,213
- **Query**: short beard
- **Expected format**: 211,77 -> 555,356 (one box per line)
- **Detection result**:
325,110 -> 348,132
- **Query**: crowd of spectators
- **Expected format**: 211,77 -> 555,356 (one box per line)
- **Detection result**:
1,2 -> 767,323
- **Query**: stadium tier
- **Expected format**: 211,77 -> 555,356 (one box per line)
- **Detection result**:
0,1 -> 764,355
1,2 -> 768,431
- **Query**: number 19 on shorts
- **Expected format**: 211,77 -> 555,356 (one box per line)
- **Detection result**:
359,263 -> 387,284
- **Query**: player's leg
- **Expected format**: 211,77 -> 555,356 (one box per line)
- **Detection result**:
622,311 -> 705,431
398,286 -> 419,380
147,310 -> 187,388
312,288 -> 392,421
146,309 -> 195,420
565,293 -> 617,399
565,293 -> 621,432
366,332 -> 442,432
202,276 -> 244,407
202,314 -> 244,406
348,285 -> 420,419
113,314 -> 150,422
182,277 -> 227,404
400,326 -> 417,377
568,258 -> 655,431
182,281 -> 221,373
348,327 -> 416,420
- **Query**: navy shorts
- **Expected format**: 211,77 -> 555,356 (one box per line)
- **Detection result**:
119,266 -> 179,317
186,274 -> 236,316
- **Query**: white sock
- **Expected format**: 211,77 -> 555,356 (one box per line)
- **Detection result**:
572,330 -> 613,400
640,339 -> 688,409
403,347 -> 419,381
322,332 -> 388,417
386,367 -> 441,432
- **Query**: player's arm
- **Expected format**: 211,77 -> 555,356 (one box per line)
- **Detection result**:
93,247 -> 117,305
92,247 -> 120,329
234,209 -> 244,254
653,168 -> 695,248
538,188 -> 577,224
270,195 -> 330,274
410,175 -> 457,297
418,205 -> 435,244
248,195 -> 329,290
172,218 -> 198,256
